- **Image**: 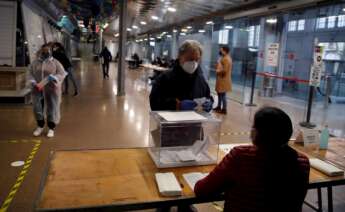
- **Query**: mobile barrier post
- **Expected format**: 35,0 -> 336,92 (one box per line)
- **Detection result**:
245,71 -> 257,107
300,85 -> 316,128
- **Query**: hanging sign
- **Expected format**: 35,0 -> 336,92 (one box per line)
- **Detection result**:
266,43 -> 280,67
309,46 -> 324,87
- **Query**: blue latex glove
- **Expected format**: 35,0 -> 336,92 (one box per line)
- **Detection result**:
48,75 -> 58,82
202,99 -> 213,112
180,100 -> 197,111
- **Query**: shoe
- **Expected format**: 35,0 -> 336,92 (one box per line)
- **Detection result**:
220,109 -> 227,114
33,127 -> 44,137
73,91 -> 79,96
47,129 -> 54,138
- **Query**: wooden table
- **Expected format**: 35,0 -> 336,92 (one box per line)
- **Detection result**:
35,141 -> 345,212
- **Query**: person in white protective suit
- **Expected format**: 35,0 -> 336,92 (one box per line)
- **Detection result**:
27,44 -> 67,138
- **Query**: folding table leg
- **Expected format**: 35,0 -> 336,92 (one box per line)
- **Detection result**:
317,187 -> 322,212
327,186 -> 333,212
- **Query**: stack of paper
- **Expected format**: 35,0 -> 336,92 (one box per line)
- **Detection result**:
183,172 -> 208,190
176,150 -> 196,162
155,172 -> 182,196
309,158 -> 344,177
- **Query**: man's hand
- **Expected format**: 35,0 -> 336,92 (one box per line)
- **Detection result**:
48,74 -> 58,82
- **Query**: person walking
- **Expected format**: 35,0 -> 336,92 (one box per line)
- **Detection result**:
52,42 -> 79,96
99,47 -> 112,79
27,44 -> 67,138
214,46 -> 232,114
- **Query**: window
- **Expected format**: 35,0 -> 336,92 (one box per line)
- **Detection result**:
316,17 -> 326,29
327,16 -> 336,28
247,26 -> 255,47
218,29 -> 229,44
255,25 -> 260,47
288,20 -> 297,31
338,15 -> 345,27
297,19 -> 305,31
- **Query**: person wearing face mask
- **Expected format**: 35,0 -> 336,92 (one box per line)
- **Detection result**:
149,40 -> 213,112
214,46 -> 232,114
27,44 -> 67,138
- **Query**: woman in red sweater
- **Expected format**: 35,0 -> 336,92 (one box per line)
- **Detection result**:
194,107 -> 310,212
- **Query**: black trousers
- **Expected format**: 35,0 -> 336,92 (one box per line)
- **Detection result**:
36,98 -> 56,130
102,62 -> 109,78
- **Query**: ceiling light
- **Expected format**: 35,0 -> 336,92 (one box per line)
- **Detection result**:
198,29 -> 205,33
150,38 -> 155,40
132,25 -> 139,29
186,26 -> 192,29
127,28 -> 132,31
114,33 -> 119,37
144,38 -> 148,41
157,36 -> 162,39
206,21 -> 214,25
167,35 -> 172,38
225,25 -> 233,29
180,32 -> 186,35
343,8 -> 345,12
140,21 -> 147,25
266,18 -> 277,24
181,28 -> 188,32
167,7 -> 176,12
151,16 -> 159,20
173,29 -> 178,33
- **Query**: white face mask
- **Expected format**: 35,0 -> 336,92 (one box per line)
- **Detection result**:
182,61 -> 198,74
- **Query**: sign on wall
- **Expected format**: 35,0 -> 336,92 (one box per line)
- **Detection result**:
266,43 -> 280,67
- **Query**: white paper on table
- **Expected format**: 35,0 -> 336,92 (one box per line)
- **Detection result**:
219,143 -> 251,154
309,158 -> 344,177
155,172 -> 182,196
183,172 -> 209,190
176,150 -> 196,162
158,111 -> 207,122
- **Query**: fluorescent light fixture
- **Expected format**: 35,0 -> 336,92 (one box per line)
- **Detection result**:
167,7 -> 176,12
266,18 -> 277,24
198,29 -> 205,33
186,26 -> 192,29
157,36 -> 162,39
144,38 -> 148,41
343,8 -> 345,12
181,28 -> 188,32
127,28 -> 132,31
150,37 -> 155,40
206,21 -> 214,25
114,33 -> 119,37
173,29 -> 178,33
151,16 -> 159,20
132,25 -> 139,29
180,32 -> 186,35
140,21 -> 147,25
225,25 -> 233,29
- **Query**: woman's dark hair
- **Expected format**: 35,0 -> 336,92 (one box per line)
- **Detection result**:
253,107 -> 293,148
54,42 -> 65,52
220,46 -> 230,54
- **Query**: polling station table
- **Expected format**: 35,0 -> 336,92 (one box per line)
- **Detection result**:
35,140 -> 345,212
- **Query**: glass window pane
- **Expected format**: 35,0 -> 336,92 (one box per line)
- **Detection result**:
288,20 -> 297,31
338,15 -> 345,27
297,19 -> 305,31
255,25 -> 260,47
327,16 -> 336,28
247,26 -> 255,47
218,29 -> 229,44
317,17 -> 326,29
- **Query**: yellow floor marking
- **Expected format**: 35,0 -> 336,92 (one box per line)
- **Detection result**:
0,140 -> 41,212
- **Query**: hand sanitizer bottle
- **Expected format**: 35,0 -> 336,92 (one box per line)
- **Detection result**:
319,125 -> 329,150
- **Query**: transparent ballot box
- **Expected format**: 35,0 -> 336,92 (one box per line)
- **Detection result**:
148,111 -> 221,168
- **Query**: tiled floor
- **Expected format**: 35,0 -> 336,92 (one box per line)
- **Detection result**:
0,44 -> 344,211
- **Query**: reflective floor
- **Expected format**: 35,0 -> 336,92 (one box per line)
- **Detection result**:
0,44 -> 344,211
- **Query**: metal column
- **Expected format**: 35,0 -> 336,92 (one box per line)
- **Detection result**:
117,0 -> 127,96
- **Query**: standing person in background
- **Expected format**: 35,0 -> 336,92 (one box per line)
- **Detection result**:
99,47 -> 112,79
214,46 -> 232,114
52,42 -> 79,96
27,44 -> 67,138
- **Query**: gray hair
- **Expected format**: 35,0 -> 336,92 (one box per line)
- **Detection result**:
178,40 -> 203,56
